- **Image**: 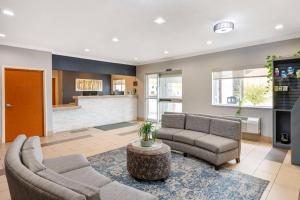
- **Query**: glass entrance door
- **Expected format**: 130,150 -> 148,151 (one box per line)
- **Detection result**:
146,72 -> 182,122
158,73 -> 182,121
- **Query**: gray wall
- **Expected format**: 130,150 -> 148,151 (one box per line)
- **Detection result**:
137,38 -> 300,137
0,45 -> 53,139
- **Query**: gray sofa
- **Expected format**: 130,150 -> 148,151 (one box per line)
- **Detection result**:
157,113 -> 241,170
5,135 -> 157,200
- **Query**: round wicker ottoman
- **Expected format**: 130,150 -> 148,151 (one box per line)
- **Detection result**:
127,142 -> 171,181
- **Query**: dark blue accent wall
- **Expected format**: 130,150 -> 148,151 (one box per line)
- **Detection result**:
52,54 -> 136,104
62,71 -> 111,104
52,54 -> 136,76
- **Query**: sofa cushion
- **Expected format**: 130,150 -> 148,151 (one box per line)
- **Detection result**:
173,130 -> 207,145
37,168 -> 100,200
194,135 -> 239,153
100,181 -> 157,200
22,148 -> 46,173
161,113 -> 185,129
210,118 -> 241,140
62,166 -> 111,188
43,154 -> 90,173
157,128 -> 182,140
22,136 -> 43,162
185,115 -> 211,133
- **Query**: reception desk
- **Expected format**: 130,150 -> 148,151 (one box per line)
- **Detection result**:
53,95 -> 137,133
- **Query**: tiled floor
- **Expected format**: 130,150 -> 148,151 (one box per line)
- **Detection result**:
0,125 -> 299,200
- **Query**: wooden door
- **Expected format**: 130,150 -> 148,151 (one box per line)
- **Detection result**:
52,78 -> 56,105
5,68 -> 44,142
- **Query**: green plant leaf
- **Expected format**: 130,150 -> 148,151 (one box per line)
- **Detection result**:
244,84 -> 267,105
139,121 -> 156,142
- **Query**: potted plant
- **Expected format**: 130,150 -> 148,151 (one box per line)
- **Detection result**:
139,121 -> 157,147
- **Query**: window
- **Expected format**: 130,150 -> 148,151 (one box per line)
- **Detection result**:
113,80 -> 125,92
159,75 -> 182,99
146,74 -> 158,121
147,74 -> 158,97
212,68 -> 272,108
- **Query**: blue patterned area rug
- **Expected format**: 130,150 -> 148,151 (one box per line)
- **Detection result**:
88,147 -> 268,200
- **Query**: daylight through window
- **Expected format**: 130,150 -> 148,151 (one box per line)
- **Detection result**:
212,68 -> 272,108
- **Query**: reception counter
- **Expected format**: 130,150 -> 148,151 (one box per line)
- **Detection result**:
53,95 -> 137,133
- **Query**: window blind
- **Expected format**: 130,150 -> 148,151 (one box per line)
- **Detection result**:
212,68 -> 267,80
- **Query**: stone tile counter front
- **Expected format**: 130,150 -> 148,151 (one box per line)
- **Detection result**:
53,95 -> 137,133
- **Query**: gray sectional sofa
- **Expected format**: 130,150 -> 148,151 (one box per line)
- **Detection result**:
5,135 -> 157,200
157,113 -> 242,169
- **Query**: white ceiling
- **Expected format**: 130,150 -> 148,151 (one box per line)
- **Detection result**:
1,0 -> 300,65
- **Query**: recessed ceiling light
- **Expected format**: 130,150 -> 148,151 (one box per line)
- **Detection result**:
206,41 -> 213,45
0,33 -> 6,38
275,24 -> 284,30
2,9 -> 14,16
164,50 -> 169,54
112,37 -> 119,42
134,57 -> 138,61
154,17 -> 166,25
214,21 -> 234,33
84,48 -> 90,52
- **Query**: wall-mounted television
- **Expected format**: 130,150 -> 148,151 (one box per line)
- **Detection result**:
75,78 -> 103,91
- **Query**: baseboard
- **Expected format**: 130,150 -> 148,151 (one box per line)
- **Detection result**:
46,131 -> 54,136
137,117 -> 145,121
242,132 -> 272,143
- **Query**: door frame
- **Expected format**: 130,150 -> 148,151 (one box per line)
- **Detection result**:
1,66 -> 48,143
52,77 -> 56,105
